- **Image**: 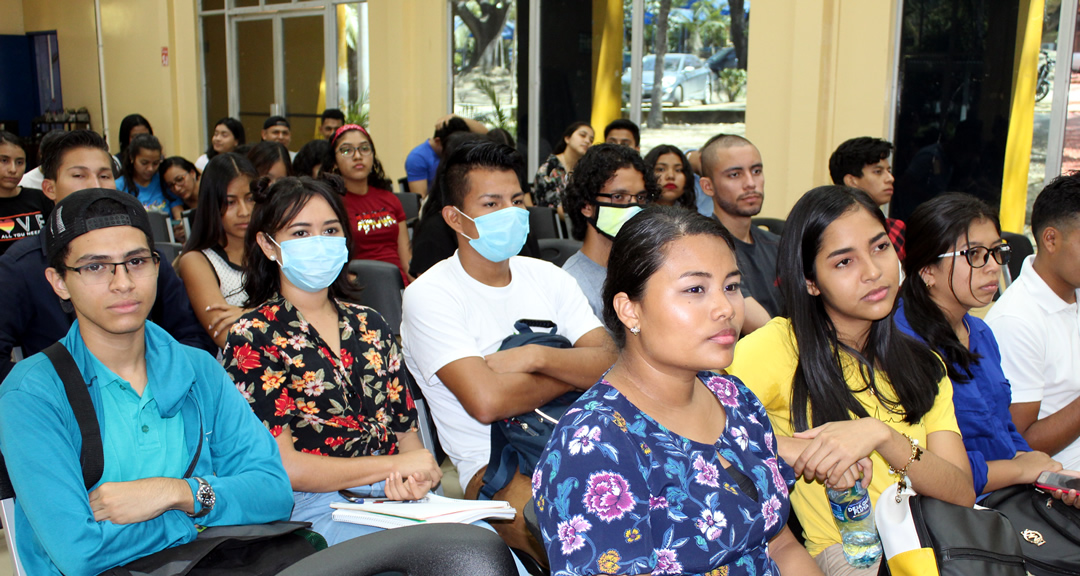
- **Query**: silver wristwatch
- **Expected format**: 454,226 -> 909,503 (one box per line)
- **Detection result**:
187,477 -> 215,518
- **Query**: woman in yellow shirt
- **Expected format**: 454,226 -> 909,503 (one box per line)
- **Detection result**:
727,186 -> 974,575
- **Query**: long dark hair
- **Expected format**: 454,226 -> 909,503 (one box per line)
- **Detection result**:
206,117 -> 245,159
120,133 -> 163,196
900,193 -> 999,383
553,121 -> 592,155
322,125 -> 393,191
184,153 -> 257,253
603,205 -> 735,348
118,114 -> 153,155
779,185 -> 944,431
247,141 -> 294,178
644,144 -> 696,211
243,175 -> 362,307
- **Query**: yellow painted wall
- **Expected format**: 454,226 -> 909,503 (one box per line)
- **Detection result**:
745,0 -> 898,219
0,0 -> 24,35
22,0 -> 103,134
367,0 -> 449,182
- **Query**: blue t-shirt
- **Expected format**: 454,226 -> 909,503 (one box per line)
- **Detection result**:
895,299 -> 1030,495
116,174 -> 181,215
404,140 -> 440,189
533,372 -> 796,575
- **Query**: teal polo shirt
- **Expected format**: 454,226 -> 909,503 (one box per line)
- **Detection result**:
88,352 -> 189,483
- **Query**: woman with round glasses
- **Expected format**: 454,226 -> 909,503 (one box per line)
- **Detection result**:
323,125 -> 412,285
893,193 -> 1080,505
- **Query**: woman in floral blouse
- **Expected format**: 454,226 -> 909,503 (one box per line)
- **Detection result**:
534,121 -> 593,210
532,206 -> 824,575
222,176 -> 442,545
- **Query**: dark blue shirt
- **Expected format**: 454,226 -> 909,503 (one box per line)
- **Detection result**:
0,233 -> 216,379
895,300 -> 1030,495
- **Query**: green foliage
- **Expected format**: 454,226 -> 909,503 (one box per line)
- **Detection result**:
474,78 -> 516,138
717,68 -> 747,102
344,89 -> 369,128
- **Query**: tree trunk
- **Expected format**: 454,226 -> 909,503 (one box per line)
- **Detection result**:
647,0 -> 672,129
454,1 -> 511,72
729,0 -> 748,70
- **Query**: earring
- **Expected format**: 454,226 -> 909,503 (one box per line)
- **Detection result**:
630,326 -> 640,335
270,255 -> 276,262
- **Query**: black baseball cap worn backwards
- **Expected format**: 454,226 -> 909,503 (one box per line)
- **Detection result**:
44,188 -> 154,265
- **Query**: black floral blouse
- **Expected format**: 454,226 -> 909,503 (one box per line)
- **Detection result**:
533,153 -> 568,208
222,295 -> 416,458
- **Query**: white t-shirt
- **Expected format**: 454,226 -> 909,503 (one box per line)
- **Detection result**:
986,255 -> 1080,468
401,251 -> 603,492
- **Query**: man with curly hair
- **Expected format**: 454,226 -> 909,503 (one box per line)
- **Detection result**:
562,144 -> 658,319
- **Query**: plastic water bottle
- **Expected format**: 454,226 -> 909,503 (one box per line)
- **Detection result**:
827,483 -> 883,568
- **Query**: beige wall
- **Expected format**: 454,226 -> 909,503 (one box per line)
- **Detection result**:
745,0 -> 898,219
0,0 -> 24,35
22,0 -> 103,134
367,0 -> 449,183
22,0 -> 201,158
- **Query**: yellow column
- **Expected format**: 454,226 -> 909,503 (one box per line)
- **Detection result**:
591,0 -> 623,143
1000,0 -> 1044,233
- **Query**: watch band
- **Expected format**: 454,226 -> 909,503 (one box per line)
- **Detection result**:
187,476 -> 215,518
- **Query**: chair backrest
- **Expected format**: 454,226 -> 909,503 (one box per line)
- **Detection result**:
1,496 -> 26,576
398,177 -> 411,194
276,523 -> 518,576
348,259 -> 405,335
751,216 -> 785,237
527,206 -> 559,240
536,238 -> 582,268
155,242 -> 183,266
145,211 -> 176,244
394,192 -> 420,223
1001,231 -> 1034,286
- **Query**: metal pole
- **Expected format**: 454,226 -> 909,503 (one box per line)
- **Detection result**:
94,0 -> 111,148
630,0 -> 644,126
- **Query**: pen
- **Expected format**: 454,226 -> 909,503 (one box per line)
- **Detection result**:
338,490 -> 428,504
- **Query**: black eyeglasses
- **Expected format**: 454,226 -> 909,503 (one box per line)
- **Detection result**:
938,244 -> 1011,268
596,192 -> 651,206
65,254 -> 161,284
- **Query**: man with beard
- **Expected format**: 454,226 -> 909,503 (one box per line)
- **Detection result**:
700,134 -> 780,327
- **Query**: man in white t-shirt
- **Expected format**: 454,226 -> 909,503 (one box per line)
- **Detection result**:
987,175 -> 1080,468
402,140 -> 615,564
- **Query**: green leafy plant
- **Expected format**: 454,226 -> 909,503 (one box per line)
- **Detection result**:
717,68 -> 747,102
345,89 -> 369,128
475,78 -> 516,137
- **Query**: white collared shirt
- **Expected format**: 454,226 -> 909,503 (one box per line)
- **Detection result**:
986,255 -> 1080,467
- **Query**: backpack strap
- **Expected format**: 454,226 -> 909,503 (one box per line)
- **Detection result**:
43,342 -> 104,491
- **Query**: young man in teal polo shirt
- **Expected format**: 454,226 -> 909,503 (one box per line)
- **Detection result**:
0,188 -> 293,575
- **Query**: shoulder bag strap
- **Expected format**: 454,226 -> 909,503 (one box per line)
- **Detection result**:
43,342 -> 104,491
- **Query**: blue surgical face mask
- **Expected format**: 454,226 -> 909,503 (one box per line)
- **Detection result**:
455,206 -> 530,263
268,234 -> 348,292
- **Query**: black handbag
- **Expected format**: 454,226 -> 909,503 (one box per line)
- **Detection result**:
478,320 -> 579,499
0,342 -> 319,576
982,484 -> 1080,576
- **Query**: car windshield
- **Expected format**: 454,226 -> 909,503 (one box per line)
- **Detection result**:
643,55 -> 682,72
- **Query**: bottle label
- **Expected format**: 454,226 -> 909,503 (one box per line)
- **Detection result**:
830,494 -> 872,523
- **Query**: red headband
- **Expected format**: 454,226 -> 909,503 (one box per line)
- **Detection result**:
332,123 -> 369,144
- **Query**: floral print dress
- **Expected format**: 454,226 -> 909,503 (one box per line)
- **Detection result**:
532,372 -> 795,576
534,153 -> 569,208
222,295 -> 416,457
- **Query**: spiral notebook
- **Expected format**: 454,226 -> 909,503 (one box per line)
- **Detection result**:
330,493 -> 516,529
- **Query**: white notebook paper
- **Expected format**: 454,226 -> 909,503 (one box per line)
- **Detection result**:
330,493 -> 516,529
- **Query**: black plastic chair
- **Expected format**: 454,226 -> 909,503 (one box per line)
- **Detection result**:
1001,231 -> 1034,286
146,211 -> 176,243
348,260 -> 405,335
751,217 -> 785,237
155,242 -> 183,266
536,238 -> 582,267
278,523 -> 518,576
398,177 -> 411,194
394,192 -> 421,228
527,206 -> 560,240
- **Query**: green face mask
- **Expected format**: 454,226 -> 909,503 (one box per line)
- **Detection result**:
591,203 -> 644,240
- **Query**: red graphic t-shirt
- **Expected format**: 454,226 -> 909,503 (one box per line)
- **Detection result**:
342,187 -> 408,284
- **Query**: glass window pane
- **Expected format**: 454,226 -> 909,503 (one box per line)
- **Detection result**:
234,0 -> 259,7
236,18 -> 275,142
452,1 -> 518,143
282,14 -> 324,150
202,14 -> 228,141
1027,0 -> 1061,226
337,3 -> 370,125
202,0 -> 224,11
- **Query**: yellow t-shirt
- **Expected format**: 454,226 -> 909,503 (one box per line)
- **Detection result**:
726,317 -> 960,557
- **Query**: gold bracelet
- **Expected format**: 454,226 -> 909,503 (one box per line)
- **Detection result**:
888,434 -> 923,502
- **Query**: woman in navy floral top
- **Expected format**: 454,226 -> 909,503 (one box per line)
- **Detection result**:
532,206 -> 822,575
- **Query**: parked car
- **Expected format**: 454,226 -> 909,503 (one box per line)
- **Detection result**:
622,53 -> 713,107
706,47 -> 739,75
